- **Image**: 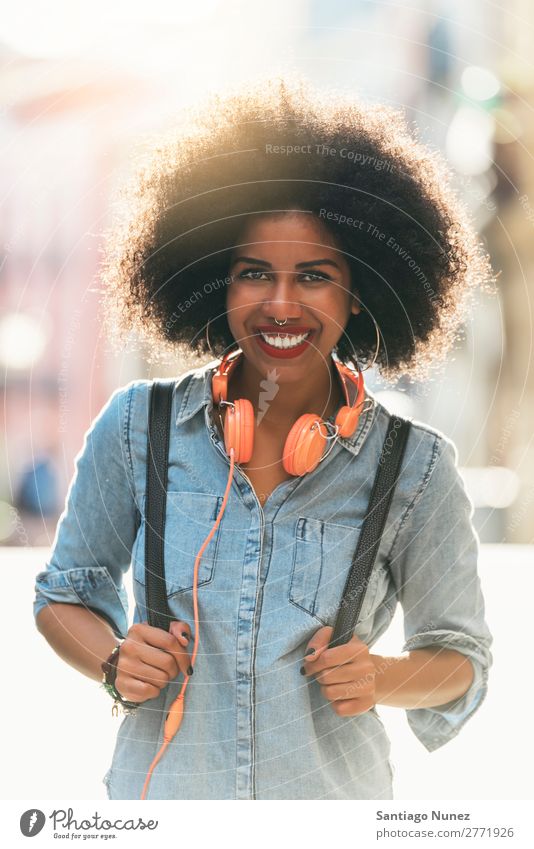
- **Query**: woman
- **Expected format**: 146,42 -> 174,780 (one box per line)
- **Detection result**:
33,79 -> 493,800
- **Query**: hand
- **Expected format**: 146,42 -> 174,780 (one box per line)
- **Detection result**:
300,625 -> 376,717
115,620 -> 193,704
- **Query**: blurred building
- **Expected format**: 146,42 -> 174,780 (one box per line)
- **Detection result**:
0,47 -> 154,543
300,0 -> 534,543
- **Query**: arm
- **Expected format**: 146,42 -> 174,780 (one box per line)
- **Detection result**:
33,384 -> 139,664
36,603 -> 118,683
301,433 -> 491,738
384,433 -> 493,750
370,646 -> 474,710
36,603 -> 195,702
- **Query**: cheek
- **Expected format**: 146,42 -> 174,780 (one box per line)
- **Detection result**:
316,293 -> 352,333
226,290 -> 260,325
226,286 -> 246,311
225,291 -> 243,326
225,310 -> 252,348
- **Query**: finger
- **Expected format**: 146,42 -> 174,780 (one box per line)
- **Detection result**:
303,638 -> 369,675
144,621 -> 191,671
128,638 -> 192,680
160,639 -> 193,678
320,676 -> 375,702
123,644 -> 179,681
128,623 -> 193,677
313,653 -> 376,684
127,621 -> 185,652
312,660 -> 368,685
169,620 -> 193,648
303,625 -> 334,663
301,644 -> 359,676
116,675 -> 160,704
119,659 -> 172,690
330,696 -> 376,717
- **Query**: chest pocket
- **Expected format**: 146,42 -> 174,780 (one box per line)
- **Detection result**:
288,516 -> 384,627
132,491 -> 223,597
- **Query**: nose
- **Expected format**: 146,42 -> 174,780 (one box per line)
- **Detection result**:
259,272 -> 302,322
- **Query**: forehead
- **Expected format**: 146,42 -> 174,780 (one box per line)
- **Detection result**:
231,212 -> 342,254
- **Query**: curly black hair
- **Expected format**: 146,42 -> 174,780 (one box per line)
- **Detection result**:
100,77 -> 494,379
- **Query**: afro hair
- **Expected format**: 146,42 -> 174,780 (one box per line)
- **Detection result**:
100,76 -> 494,379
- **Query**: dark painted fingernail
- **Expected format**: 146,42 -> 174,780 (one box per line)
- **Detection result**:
305,648 -> 316,656
300,665 -> 306,675
187,665 -> 194,676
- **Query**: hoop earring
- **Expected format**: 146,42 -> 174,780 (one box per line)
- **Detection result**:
342,310 -> 380,373
206,317 -> 240,360
361,309 -> 381,372
205,318 -> 215,357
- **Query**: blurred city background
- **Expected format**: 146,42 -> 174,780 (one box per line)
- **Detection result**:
2,0 -> 534,804
1,0 -> 533,548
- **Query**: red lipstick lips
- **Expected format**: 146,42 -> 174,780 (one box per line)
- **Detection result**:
253,326 -> 315,359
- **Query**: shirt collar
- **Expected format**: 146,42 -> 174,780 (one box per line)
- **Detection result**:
175,358 -> 377,458
175,358 -> 218,423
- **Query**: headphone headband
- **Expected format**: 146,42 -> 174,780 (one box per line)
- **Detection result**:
212,348 -> 363,409
211,348 -> 365,471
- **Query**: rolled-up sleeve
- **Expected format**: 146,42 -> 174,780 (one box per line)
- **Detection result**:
33,383 -> 140,640
386,432 -> 493,752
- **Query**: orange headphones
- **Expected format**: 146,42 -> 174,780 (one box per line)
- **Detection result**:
140,348 -> 366,799
212,347 -> 366,475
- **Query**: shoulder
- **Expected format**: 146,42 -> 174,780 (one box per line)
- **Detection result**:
365,395 -> 462,523
115,358 -> 215,441
114,363 -> 198,398
367,393 -> 457,465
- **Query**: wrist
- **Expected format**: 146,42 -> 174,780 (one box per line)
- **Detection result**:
101,641 -> 140,716
369,652 -> 405,704
369,653 -> 385,703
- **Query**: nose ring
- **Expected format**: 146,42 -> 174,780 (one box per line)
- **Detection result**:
274,318 -> 288,326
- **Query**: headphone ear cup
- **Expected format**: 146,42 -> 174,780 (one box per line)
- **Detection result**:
224,398 -> 254,463
283,413 -> 329,476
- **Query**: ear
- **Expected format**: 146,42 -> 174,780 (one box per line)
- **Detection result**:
350,289 -> 361,316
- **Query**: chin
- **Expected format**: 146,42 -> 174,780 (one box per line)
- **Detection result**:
247,347 -> 331,377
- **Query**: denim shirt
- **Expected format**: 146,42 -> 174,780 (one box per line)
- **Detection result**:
33,358 -> 493,800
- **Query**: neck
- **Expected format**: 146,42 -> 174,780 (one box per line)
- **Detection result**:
227,353 -> 344,431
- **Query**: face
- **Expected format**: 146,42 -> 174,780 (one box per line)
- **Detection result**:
225,212 -> 360,382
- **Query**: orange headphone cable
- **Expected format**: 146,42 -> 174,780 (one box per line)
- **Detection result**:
140,448 -> 236,800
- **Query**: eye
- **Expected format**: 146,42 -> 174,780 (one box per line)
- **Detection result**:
236,269 -> 270,281
233,268 -> 333,283
299,271 -> 332,283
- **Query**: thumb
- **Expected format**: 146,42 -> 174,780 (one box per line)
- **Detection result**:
304,625 -> 334,662
168,620 -> 191,647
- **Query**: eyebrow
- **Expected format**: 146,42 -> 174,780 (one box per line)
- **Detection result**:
231,256 -> 341,270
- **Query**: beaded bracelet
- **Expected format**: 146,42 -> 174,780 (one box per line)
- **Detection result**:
101,642 -> 141,717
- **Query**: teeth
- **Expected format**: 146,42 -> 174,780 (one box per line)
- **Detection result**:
259,331 -> 310,349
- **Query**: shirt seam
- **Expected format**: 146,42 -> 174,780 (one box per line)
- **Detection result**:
123,383 -> 140,515
384,432 -> 442,565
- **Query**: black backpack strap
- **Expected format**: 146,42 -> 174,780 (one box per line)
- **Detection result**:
329,415 -> 411,648
144,380 -> 175,631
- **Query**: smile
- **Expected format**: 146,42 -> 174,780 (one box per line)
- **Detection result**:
258,331 -> 311,349
253,326 -> 315,359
